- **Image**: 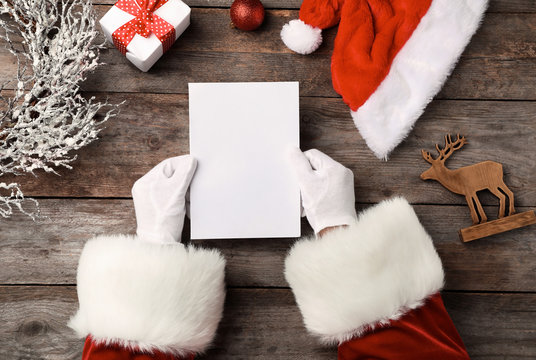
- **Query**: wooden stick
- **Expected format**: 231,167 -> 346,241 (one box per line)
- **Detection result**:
459,210 -> 536,242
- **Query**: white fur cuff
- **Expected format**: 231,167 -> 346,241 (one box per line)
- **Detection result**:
285,197 -> 444,344
68,235 -> 226,356
281,19 -> 322,55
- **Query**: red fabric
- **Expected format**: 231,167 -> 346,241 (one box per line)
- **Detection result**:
112,0 -> 176,55
300,0 -> 433,112
82,336 -> 194,360
332,0 -> 432,111
299,0 -> 345,29
338,293 -> 469,360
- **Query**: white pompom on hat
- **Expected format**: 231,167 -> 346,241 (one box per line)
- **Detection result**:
281,19 -> 322,55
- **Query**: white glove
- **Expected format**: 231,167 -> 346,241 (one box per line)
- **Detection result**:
132,155 -> 197,243
288,148 -> 357,234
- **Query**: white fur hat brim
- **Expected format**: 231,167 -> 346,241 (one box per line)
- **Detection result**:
352,0 -> 488,160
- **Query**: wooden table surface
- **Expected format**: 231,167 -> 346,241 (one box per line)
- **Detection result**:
1,0 -> 536,358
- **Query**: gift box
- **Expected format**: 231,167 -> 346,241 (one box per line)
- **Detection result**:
100,0 -> 190,72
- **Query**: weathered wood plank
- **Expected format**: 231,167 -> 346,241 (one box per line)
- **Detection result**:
1,199 -> 535,291
482,0 -> 536,13
1,9 -> 535,98
82,53 -> 536,99
4,9 -> 536,58
2,95 -> 534,206
438,58 -> 536,100
0,287 -> 81,360
2,50 -> 534,99
0,286 -> 534,359
87,9 -> 536,59
91,0 -> 536,13
466,12 -> 536,58
441,292 -> 536,359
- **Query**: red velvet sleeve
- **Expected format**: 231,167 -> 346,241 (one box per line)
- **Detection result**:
338,293 -> 470,360
285,198 -> 470,359
82,336 -> 195,360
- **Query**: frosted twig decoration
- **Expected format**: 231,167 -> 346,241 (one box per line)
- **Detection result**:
0,182 -> 38,218
0,0 -> 119,219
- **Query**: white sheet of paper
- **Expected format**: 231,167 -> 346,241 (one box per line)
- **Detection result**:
189,82 -> 301,239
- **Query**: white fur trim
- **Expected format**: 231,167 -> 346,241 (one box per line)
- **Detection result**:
285,197 -> 444,345
281,19 -> 322,55
68,235 -> 226,356
352,0 -> 488,160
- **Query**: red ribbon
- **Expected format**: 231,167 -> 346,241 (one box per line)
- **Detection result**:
112,0 -> 176,55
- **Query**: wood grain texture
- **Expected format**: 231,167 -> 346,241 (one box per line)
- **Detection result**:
3,9 -> 536,57
1,9 -> 536,98
51,11 -> 536,101
88,9 -> 536,58
80,54 -> 536,99
1,2 -> 535,358
0,287 -> 81,360
441,292 -> 536,359
2,199 -> 535,291
91,0 -> 536,13
1,286 -> 534,359
459,210 -> 536,242
2,96 -> 534,206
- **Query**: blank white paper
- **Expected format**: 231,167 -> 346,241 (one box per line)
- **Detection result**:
189,82 -> 301,239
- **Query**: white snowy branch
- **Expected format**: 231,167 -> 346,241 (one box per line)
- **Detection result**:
0,182 -> 39,219
0,0 -> 120,219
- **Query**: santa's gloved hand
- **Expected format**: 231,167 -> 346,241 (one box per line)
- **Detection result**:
132,155 -> 197,243
288,148 -> 357,234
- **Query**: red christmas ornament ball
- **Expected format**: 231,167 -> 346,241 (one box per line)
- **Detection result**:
230,0 -> 265,31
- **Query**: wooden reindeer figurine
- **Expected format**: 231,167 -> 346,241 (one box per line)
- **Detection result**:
421,134 -> 536,242
421,134 -> 514,224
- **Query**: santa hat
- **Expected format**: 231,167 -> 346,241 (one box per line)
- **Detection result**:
281,0 -> 488,160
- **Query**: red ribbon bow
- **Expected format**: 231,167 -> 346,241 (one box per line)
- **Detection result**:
112,0 -> 176,55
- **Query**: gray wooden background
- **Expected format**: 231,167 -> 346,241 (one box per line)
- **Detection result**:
1,0 -> 535,358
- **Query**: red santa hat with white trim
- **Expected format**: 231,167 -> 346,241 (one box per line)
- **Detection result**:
281,0 -> 488,160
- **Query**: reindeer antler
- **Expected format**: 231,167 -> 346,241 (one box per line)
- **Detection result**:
436,134 -> 467,162
421,134 -> 467,163
421,149 -> 434,164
